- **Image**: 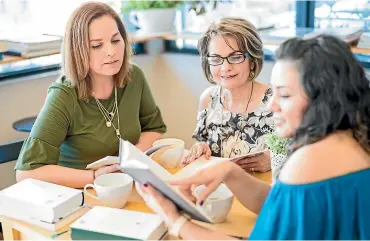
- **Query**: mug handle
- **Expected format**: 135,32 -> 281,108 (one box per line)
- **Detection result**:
129,11 -> 140,28
84,184 -> 99,200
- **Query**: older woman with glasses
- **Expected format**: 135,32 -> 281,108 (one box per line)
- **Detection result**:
184,17 -> 275,174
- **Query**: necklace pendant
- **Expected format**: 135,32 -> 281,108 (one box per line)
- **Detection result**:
116,129 -> 121,138
106,121 -> 112,127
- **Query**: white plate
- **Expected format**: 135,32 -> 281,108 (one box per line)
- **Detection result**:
86,156 -> 119,170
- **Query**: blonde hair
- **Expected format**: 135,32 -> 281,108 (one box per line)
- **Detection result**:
62,1 -> 132,100
197,17 -> 264,84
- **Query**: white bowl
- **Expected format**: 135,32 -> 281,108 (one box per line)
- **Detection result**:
152,138 -> 185,168
193,183 -> 233,223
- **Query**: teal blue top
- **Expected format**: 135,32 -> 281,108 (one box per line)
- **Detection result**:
249,168 -> 370,240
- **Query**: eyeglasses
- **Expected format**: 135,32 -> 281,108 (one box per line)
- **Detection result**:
206,53 -> 249,66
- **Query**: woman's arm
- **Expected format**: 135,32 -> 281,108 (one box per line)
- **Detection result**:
16,166 -> 93,188
171,161 -> 271,214
139,183 -> 237,240
225,163 -> 271,214
135,131 -> 162,151
16,84 -> 122,188
179,221 -> 237,240
16,163 -> 120,188
134,65 -> 166,148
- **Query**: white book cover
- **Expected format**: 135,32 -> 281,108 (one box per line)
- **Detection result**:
0,178 -> 83,224
70,206 -> 167,240
0,205 -> 89,231
4,35 -> 62,53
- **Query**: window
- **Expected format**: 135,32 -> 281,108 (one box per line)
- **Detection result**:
315,0 -> 370,30
178,0 -> 296,49
0,0 -> 122,35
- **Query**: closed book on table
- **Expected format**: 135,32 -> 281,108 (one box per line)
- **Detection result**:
0,178 -> 84,226
5,34 -> 62,52
0,39 -> 6,52
70,206 -> 168,240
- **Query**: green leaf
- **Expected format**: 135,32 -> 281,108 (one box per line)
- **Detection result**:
121,0 -> 184,12
265,133 -> 289,155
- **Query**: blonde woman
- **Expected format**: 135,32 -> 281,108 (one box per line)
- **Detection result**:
185,18 -> 274,173
15,2 -> 166,188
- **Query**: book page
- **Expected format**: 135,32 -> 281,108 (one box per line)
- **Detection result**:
120,140 -> 173,180
174,149 -> 268,179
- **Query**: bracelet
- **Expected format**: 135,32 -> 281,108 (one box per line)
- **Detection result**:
169,215 -> 188,238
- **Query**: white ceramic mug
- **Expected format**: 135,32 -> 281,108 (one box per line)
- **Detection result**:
152,138 -> 185,168
193,183 -> 233,223
84,173 -> 133,209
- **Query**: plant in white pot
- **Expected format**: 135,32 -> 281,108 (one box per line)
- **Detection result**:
121,1 -> 184,33
265,133 -> 289,181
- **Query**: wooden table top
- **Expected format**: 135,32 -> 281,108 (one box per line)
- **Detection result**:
0,168 -> 271,240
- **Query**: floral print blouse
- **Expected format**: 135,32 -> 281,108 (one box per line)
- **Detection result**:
192,86 -> 274,158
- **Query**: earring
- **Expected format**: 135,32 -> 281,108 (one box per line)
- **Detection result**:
249,70 -> 255,80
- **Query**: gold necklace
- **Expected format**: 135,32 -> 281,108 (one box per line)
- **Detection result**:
93,87 -> 121,139
220,81 -> 254,158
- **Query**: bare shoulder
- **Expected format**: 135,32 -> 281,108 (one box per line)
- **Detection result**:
254,81 -> 269,90
199,86 -> 217,111
279,132 -> 370,184
252,81 -> 270,100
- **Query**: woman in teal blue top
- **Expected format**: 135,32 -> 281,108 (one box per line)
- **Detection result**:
134,34 -> 370,240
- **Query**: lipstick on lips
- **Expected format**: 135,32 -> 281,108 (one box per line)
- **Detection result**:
105,60 -> 118,65
221,74 -> 238,79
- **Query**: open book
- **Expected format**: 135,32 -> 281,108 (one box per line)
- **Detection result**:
224,149 -> 268,163
118,139 -> 269,223
87,142 -> 267,171
119,139 -> 215,223
86,144 -> 170,170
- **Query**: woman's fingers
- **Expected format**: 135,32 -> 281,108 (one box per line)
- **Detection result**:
205,146 -> 211,160
183,143 -> 210,164
183,147 -> 198,164
179,187 -> 196,203
169,171 -> 208,188
143,184 -> 160,198
196,181 -> 219,205
239,162 -> 271,172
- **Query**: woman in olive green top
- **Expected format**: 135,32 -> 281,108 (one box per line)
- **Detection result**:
15,2 -> 166,188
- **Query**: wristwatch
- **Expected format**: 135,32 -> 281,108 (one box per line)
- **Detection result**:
169,215 -> 188,238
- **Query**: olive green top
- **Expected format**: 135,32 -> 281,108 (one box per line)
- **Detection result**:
16,64 -> 166,170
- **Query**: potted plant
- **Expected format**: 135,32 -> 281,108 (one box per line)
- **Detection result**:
121,1 -> 184,33
265,132 -> 289,181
